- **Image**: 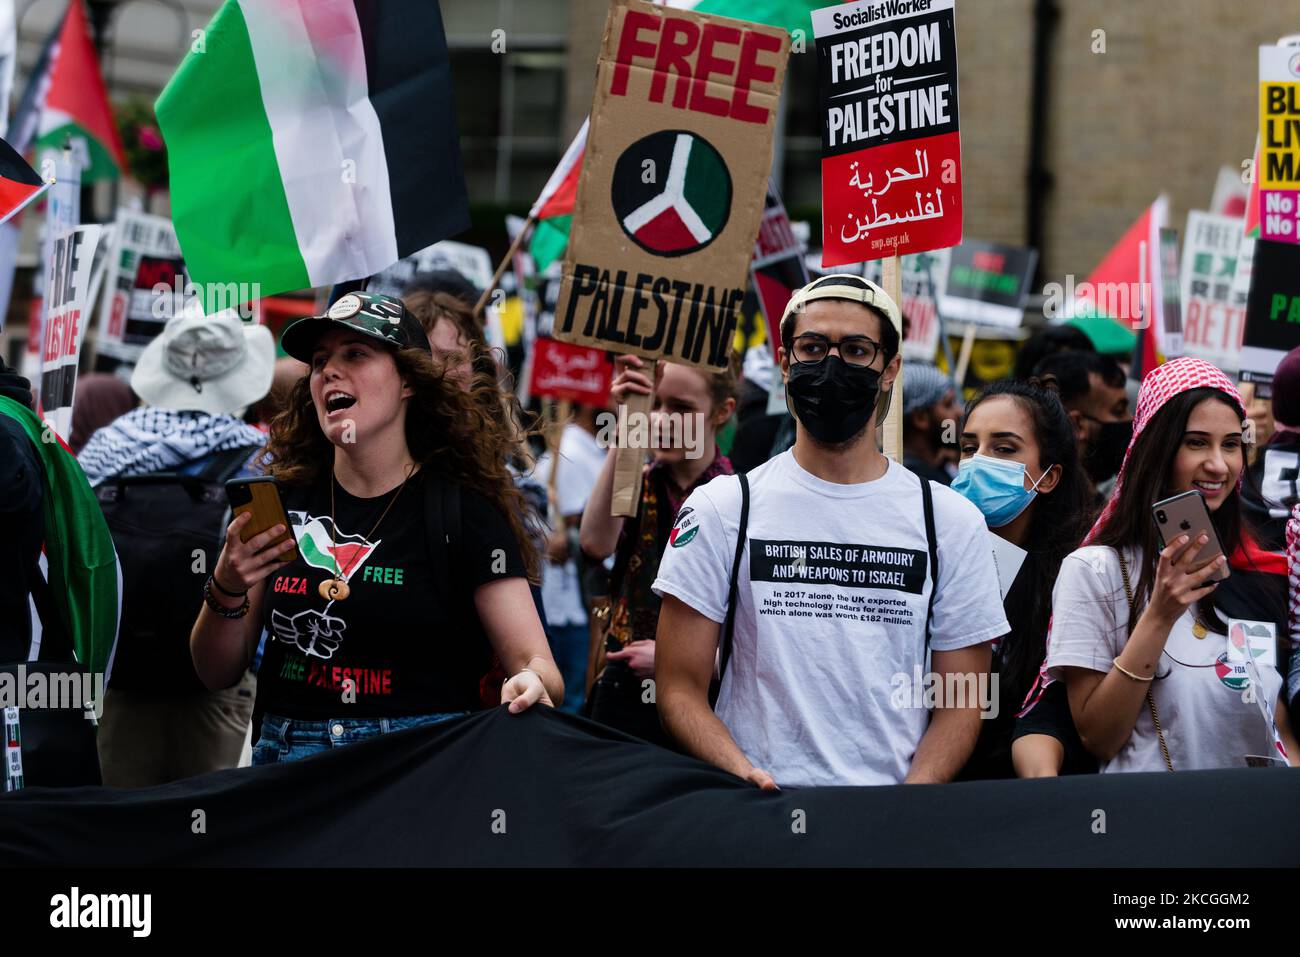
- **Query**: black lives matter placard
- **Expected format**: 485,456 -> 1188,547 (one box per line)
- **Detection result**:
749,539 -> 927,593
814,0 -> 962,265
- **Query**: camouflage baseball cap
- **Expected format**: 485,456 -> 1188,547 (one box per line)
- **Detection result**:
280,291 -> 431,363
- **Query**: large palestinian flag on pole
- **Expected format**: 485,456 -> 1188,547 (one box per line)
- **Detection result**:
156,0 -> 470,305
31,0 -> 126,181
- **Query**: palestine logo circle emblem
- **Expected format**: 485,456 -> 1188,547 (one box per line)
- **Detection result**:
612,130 -> 732,257
669,507 -> 699,548
1214,652 -> 1250,691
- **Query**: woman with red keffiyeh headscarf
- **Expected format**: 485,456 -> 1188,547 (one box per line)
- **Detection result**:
1038,358 -> 1299,772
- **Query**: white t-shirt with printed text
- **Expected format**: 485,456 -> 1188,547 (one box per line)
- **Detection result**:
652,450 -> 1010,787
1046,545 -> 1285,773
533,425 -> 606,627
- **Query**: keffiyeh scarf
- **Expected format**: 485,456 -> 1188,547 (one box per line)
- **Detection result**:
78,407 -> 267,486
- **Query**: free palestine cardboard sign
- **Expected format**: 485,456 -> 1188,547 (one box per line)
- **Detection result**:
552,0 -> 790,371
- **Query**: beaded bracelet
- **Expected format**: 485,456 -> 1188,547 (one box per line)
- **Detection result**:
204,576 -> 250,619
210,573 -> 248,598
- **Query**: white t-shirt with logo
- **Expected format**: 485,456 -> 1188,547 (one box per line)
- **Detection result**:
652,450 -> 1010,787
1046,545 -> 1285,773
534,425 -> 606,627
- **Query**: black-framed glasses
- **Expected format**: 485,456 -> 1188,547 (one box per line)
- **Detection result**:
790,333 -> 881,368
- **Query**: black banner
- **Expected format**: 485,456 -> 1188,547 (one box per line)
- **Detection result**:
3,707 -> 1300,868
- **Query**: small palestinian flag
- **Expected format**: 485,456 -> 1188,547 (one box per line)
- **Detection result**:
529,118 -> 587,273
31,0 -> 127,181
157,0 -> 470,305
0,137 -> 49,226
297,515 -> 379,580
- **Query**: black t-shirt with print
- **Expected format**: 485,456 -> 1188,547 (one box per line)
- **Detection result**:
258,470 -> 525,718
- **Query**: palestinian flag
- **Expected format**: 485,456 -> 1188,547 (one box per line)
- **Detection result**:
529,118 -> 586,273
31,0 -> 126,182
156,0 -> 470,305
1077,195 -> 1167,377
0,137 -> 48,226
297,515 -> 379,580
0,394 -> 120,681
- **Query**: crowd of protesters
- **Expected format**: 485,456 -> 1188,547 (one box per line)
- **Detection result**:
2,266 -> 1298,791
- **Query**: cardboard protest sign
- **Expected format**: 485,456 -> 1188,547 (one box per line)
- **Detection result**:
1259,46 -> 1300,245
527,338 -> 613,407
938,239 -> 1035,329
1179,211 -> 1246,370
40,224 -> 104,442
367,240 -> 494,299
1240,238 -> 1300,398
552,0 -> 790,372
96,209 -> 190,363
814,0 -> 961,267
751,180 -> 808,358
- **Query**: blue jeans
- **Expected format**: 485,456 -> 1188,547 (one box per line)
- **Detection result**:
252,711 -> 467,765
548,623 -> 589,715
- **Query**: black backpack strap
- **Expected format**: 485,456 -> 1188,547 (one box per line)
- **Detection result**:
717,472 -> 750,685
919,476 -> 939,650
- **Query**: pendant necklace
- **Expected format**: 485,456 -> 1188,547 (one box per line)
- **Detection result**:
1163,619 -> 1218,668
319,465 -> 413,602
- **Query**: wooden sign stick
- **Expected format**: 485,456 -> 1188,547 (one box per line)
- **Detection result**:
880,252 -> 904,463
953,322 -> 978,389
474,214 -> 536,319
610,359 -> 655,517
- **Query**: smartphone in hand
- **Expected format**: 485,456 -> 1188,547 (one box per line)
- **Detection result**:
225,477 -> 299,563
1151,490 -> 1229,582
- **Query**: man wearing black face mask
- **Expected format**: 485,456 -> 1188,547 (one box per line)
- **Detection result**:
1032,350 -> 1131,496
653,275 -> 1009,788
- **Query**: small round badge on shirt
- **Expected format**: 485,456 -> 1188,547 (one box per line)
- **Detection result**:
328,294 -> 363,320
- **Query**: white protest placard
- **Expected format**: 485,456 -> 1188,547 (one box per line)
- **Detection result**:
96,208 -> 191,363
40,224 -> 104,442
367,239 -> 494,299
1180,211 -> 1247,371
868,248 -> 948,359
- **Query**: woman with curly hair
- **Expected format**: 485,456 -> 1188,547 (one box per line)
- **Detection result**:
190,292 -> 562,763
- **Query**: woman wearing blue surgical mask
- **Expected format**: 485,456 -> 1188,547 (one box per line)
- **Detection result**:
951,379 -> 1097,779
